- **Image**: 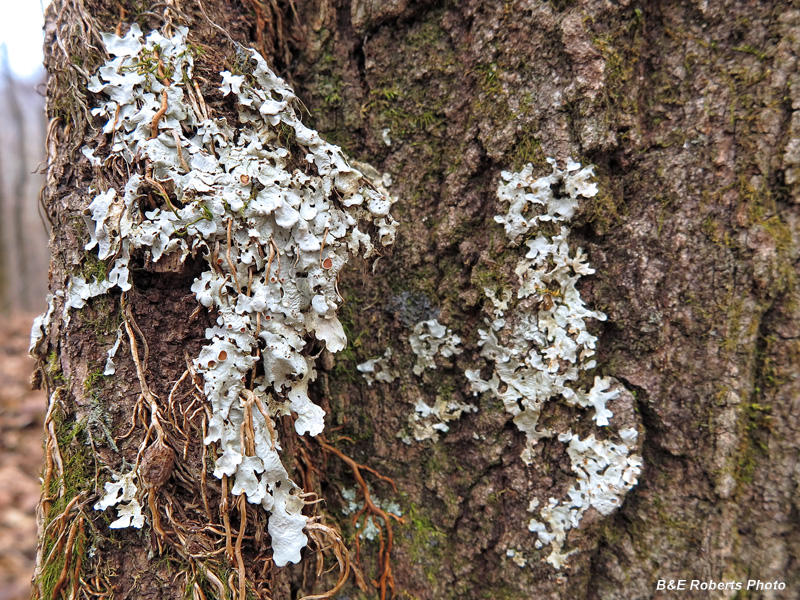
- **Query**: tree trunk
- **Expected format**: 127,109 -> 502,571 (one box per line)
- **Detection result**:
32,1 -> 799,599
2,53 -> 32,309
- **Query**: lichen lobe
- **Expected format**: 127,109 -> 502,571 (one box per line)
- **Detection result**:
70,23 -> 397,566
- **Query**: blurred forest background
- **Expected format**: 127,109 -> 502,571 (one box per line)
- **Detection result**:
0,32 -> 50,600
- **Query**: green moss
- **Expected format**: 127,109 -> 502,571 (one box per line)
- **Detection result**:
469,60 -> 519,136
718,297 -> 744,354
178,559 -> 238,600
508,135 -> 545,171
702,176 -> 795,304
734,402 -> 772,486
593,7 -> 645,124
361,10 -> 455,146
585,169 -> 627,233
402,503 -> 448,585
77,293 -> 123,342
732,45 -> 768,61
38,525 -> 87,600
36,412 -> 98,599
82,252 -> 109,283
52,415 -> 97,502
46,351 -> 68,386
84,366 -> 107,394
79,361 -> 120,452
733,327 -> 777,490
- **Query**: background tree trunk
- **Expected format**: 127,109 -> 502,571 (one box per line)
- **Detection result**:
34,1 -> 799,599
0,46 -> 48,312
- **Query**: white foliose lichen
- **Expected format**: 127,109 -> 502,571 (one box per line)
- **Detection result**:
399,395 -> 477,444
75,24 -> 397,567
93,470 -> 145,529
483,286 -> 512,317
466,159 -> 642,568
29,294 -> 57,355
493,159 -> 597,241
527,429 -> 642,568
466,159 -> 615,462
505,548 -> 528,568
357,318 -> 472,442
356,347 -> 399,385
103,328 -> 124,376
409,318 -> 462,375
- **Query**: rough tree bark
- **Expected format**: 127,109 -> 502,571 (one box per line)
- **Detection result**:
33,1 -> 799,599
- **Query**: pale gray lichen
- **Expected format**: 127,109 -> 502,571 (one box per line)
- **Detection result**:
484,286 -> 512,317
339,487 -> 402,540
466,159 -> 642,568
93,470 -> 145,529
466,160 -> 615,462
407,318 -> 472,441
506,548 -> 528,568
103,328 -> 123,376
527,430 -> 642,568
357,319 -> 472,442
356,347 -> 399,385
493,159 -> 597,241
65,24 -> 397,567
409,318 -> 462,375
29,294 -> 56,355
399,395 -> 477,444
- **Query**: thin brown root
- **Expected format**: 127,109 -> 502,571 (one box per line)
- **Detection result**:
147,491 -> 168,553
50,516 -> 82,598
151,89 -> 169,139
200,417 -> 212,521
221,475 -> 235,561
69,518 -> 85,600
123,300 -> 166,443
193,80 -> 209,120
235,495 -> 248,600
198,563 -> 227,600
193,582 -> 207,600
248,390 -> 277,450
299,522 -> 351,600
318,439 -> 402,600
172,129 -> 191,172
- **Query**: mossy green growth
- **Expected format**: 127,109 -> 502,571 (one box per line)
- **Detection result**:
38,523 -> 87,600
185,562 -> 238,600
363,9 -> 455,144
592,6 -> 645,128
732,328 -> 777,489
734,402 -> 772,487
46,350 -> 67,385
82,252 -> 109,283
80,359 -> 120,451
84,364 -> 107,394
37,413 -> 98,599
508,135 -> 545,172
739,178 -> 794,297
49,413 -> 97,514
402,503 -> 448,585
81,294 -> 123,340
297,48 -> 360,153
583,168 -> 627,233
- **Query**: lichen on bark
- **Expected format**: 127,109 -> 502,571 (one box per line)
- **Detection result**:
32,0 -> 800,599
